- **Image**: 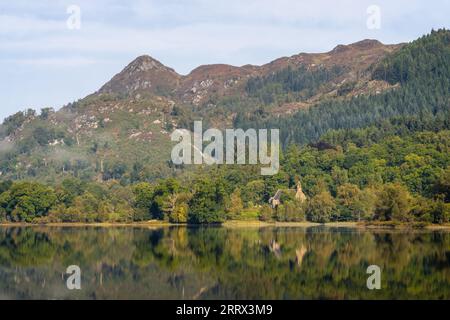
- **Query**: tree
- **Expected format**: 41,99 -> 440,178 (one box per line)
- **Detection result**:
40,107 -> 54,120
3,110 -> 35,136
374,183 -> 413,221
151,178 -> 180,220
241,180 -> 265,206
0,182 -> 57,222
133,182 -> 154,221
259,204 -> 273,221
32,126 -> 56,146
0,207 -> 6,222
433,168 -> 450,202
356,188 -> 377,221
0,180 -> 12,194
170,203 -> 189,223
57,178 -> 85,206
288,201 -> 306,222
188,178 -> 227,224
307,191 -> 336,223
227,188 -> 244,218
275,204 -> 286,222
336,183 -> 376,221
429,197 -> 450,224
310,178 -> 329,196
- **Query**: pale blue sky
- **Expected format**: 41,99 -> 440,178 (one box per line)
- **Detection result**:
1,0 -> 449,120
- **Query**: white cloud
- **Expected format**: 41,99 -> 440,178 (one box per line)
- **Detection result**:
0,0 -> 449,120
5,57 -> 100,67
0,14 -> 65,35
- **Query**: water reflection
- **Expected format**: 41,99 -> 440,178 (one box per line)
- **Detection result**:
0,226 -> 448,300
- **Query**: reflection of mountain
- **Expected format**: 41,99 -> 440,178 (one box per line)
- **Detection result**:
0,227 -> 448,300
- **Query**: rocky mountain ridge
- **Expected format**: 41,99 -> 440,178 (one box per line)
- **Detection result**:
97,39 -> 401,108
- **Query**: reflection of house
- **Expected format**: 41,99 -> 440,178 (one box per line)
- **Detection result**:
269,181 -> 307,208
269,239 -> 282,258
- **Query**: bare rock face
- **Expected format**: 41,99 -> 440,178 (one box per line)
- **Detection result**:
98,55 -> 181,96
179,64 -> 255,106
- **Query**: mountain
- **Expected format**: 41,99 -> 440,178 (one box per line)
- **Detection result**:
99,38 -> 401,110
98,55 -> 181,96
0,30 -> 448,184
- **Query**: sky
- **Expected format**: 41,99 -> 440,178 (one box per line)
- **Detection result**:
0,0 -> 449,121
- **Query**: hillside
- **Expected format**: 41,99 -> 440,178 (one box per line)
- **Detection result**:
0,30 -> 448,185
0,29 -> 449,225
98,38 -> 400,109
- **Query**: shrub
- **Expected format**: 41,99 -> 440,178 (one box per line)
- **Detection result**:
259,204 -> 273,222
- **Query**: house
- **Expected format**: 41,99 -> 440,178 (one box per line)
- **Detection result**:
295,181 -> 307,203
269,190 -> 282,208
269,181 -> 307,208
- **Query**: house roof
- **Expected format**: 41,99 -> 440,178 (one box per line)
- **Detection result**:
271,190 -> 282,201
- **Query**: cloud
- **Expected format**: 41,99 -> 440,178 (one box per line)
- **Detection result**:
5,57 -> 100,67
0,0 -> 449,120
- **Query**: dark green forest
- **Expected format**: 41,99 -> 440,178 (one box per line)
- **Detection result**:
235,29 -> 450,146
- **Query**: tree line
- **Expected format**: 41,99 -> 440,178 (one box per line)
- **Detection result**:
0,127 -> 448,224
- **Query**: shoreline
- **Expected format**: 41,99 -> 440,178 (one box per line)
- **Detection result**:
0,220 -> 449,230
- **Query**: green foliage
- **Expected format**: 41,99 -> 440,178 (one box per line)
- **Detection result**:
246,65 -> 345,104
0,30 -> 448,225
0,180 -> 12,194
188,177 -> 227,224
39,107 -> 54,120
49,182 -> 134,223
0,124 -> 448,224
0,182 -> 57,222
169,202 -> 189,224
372,29 -> 450,85
236,30 -> 450,147
133,182 -> 154,220
373,183 -> 413,222
241,180 -> 265,207
259,204 -> 273,222
151,178 -> 181,220
433,167 -> 450,202
227,188 -> 244,218
336,183 -> 376,221
306,191 -> 336,223
2,109 -> 35,136
275,200 -> 305,222
32,126 -> 64,146
412,195 -> 450,224
56,178 -> 86,206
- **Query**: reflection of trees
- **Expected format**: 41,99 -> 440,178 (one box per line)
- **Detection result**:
0,227 -> 448,299
0,228 -> 56,267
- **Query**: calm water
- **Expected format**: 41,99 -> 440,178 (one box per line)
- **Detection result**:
0,226 -> 449,300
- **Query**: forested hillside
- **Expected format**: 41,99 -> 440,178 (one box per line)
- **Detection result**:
0,30 -> 448,224
235,29 -> 450,146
